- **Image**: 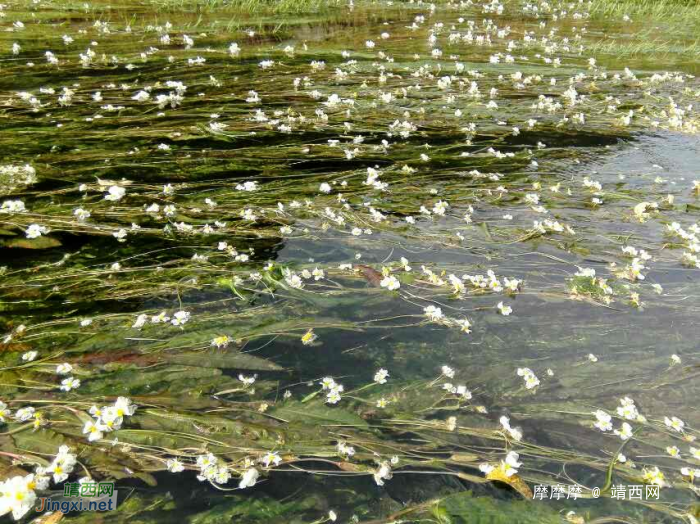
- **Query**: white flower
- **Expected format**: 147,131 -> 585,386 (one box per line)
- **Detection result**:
285,272 -> 304,289
424,305 -> 444,322
56,363 -> 73,375
432,200 -> 449,215
374,368 -> 389,384
575,267 -> 596,279
499,416 -> 523,441
239,467 -> 259,488
455,318 -> 472,333
441,365 -> 455,379
616,397 -> 639,420
0,401 -> 12,423
260,451 -> 282,468
113,397 -> 137,417
171,310 -> 190,326
0,200 -> 26,214
321,377 -> 337,390
479,463 -> 495,475
517,367 -> 540,389
373,462 -> 392,486
503,278 -> 521,292
380,275 -> 400,291
301,329 -> 317,346
113,228 -> 128,242
60,377 -> 80,391
166,458 -> 185,473
196,453 -> 218,470
642,466 -> 666,487
236,181 -> 259,192
503,451 -> 522,477
666,446 -> 680,458
15,407 -> 35,422
680,467 -> 700,480
0,475 -> 37,520
211,335 -> 231,349
507,426 -> 523,441
238,374 -> 256,386
25,224 -> 49,239
132,90 -> 150,102
48,446 -> 77,483
633,201 -> 657,221
614,422 -> 634,440
83,420 -> 104,441
104,185 -> 126,201
21,351 -> 38,362
497,302 -> 512,316
454,385 -> 472,400
664,416 -> 685,433
593,410 -> 612,432
326,387 -> 343,404
337,441 -> 355,457
211,466 -> 230,485
99,408 -> 123,432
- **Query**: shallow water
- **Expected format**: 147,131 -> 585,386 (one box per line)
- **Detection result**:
0,0 -> 699,523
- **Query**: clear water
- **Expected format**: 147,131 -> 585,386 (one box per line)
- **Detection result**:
0,1 -> 699,523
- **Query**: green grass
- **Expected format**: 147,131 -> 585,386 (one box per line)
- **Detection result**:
145,0 -> 340,14
589,0 -> 700,26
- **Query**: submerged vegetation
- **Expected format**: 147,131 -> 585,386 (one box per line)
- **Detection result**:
0,0 -> 699,522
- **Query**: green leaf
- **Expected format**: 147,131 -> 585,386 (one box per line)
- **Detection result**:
11,427 -> 157,486
77,366 -> 224,396
269,400 -> 368,427
164,349 -> 282,371
189,493 -> 321,524
437,491 -> 562,524
2,236 -> 62,249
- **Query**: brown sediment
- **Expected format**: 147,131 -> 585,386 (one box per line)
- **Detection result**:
357,264 -> 383,287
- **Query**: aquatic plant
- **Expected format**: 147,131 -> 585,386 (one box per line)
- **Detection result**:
0,0 -> 699,522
